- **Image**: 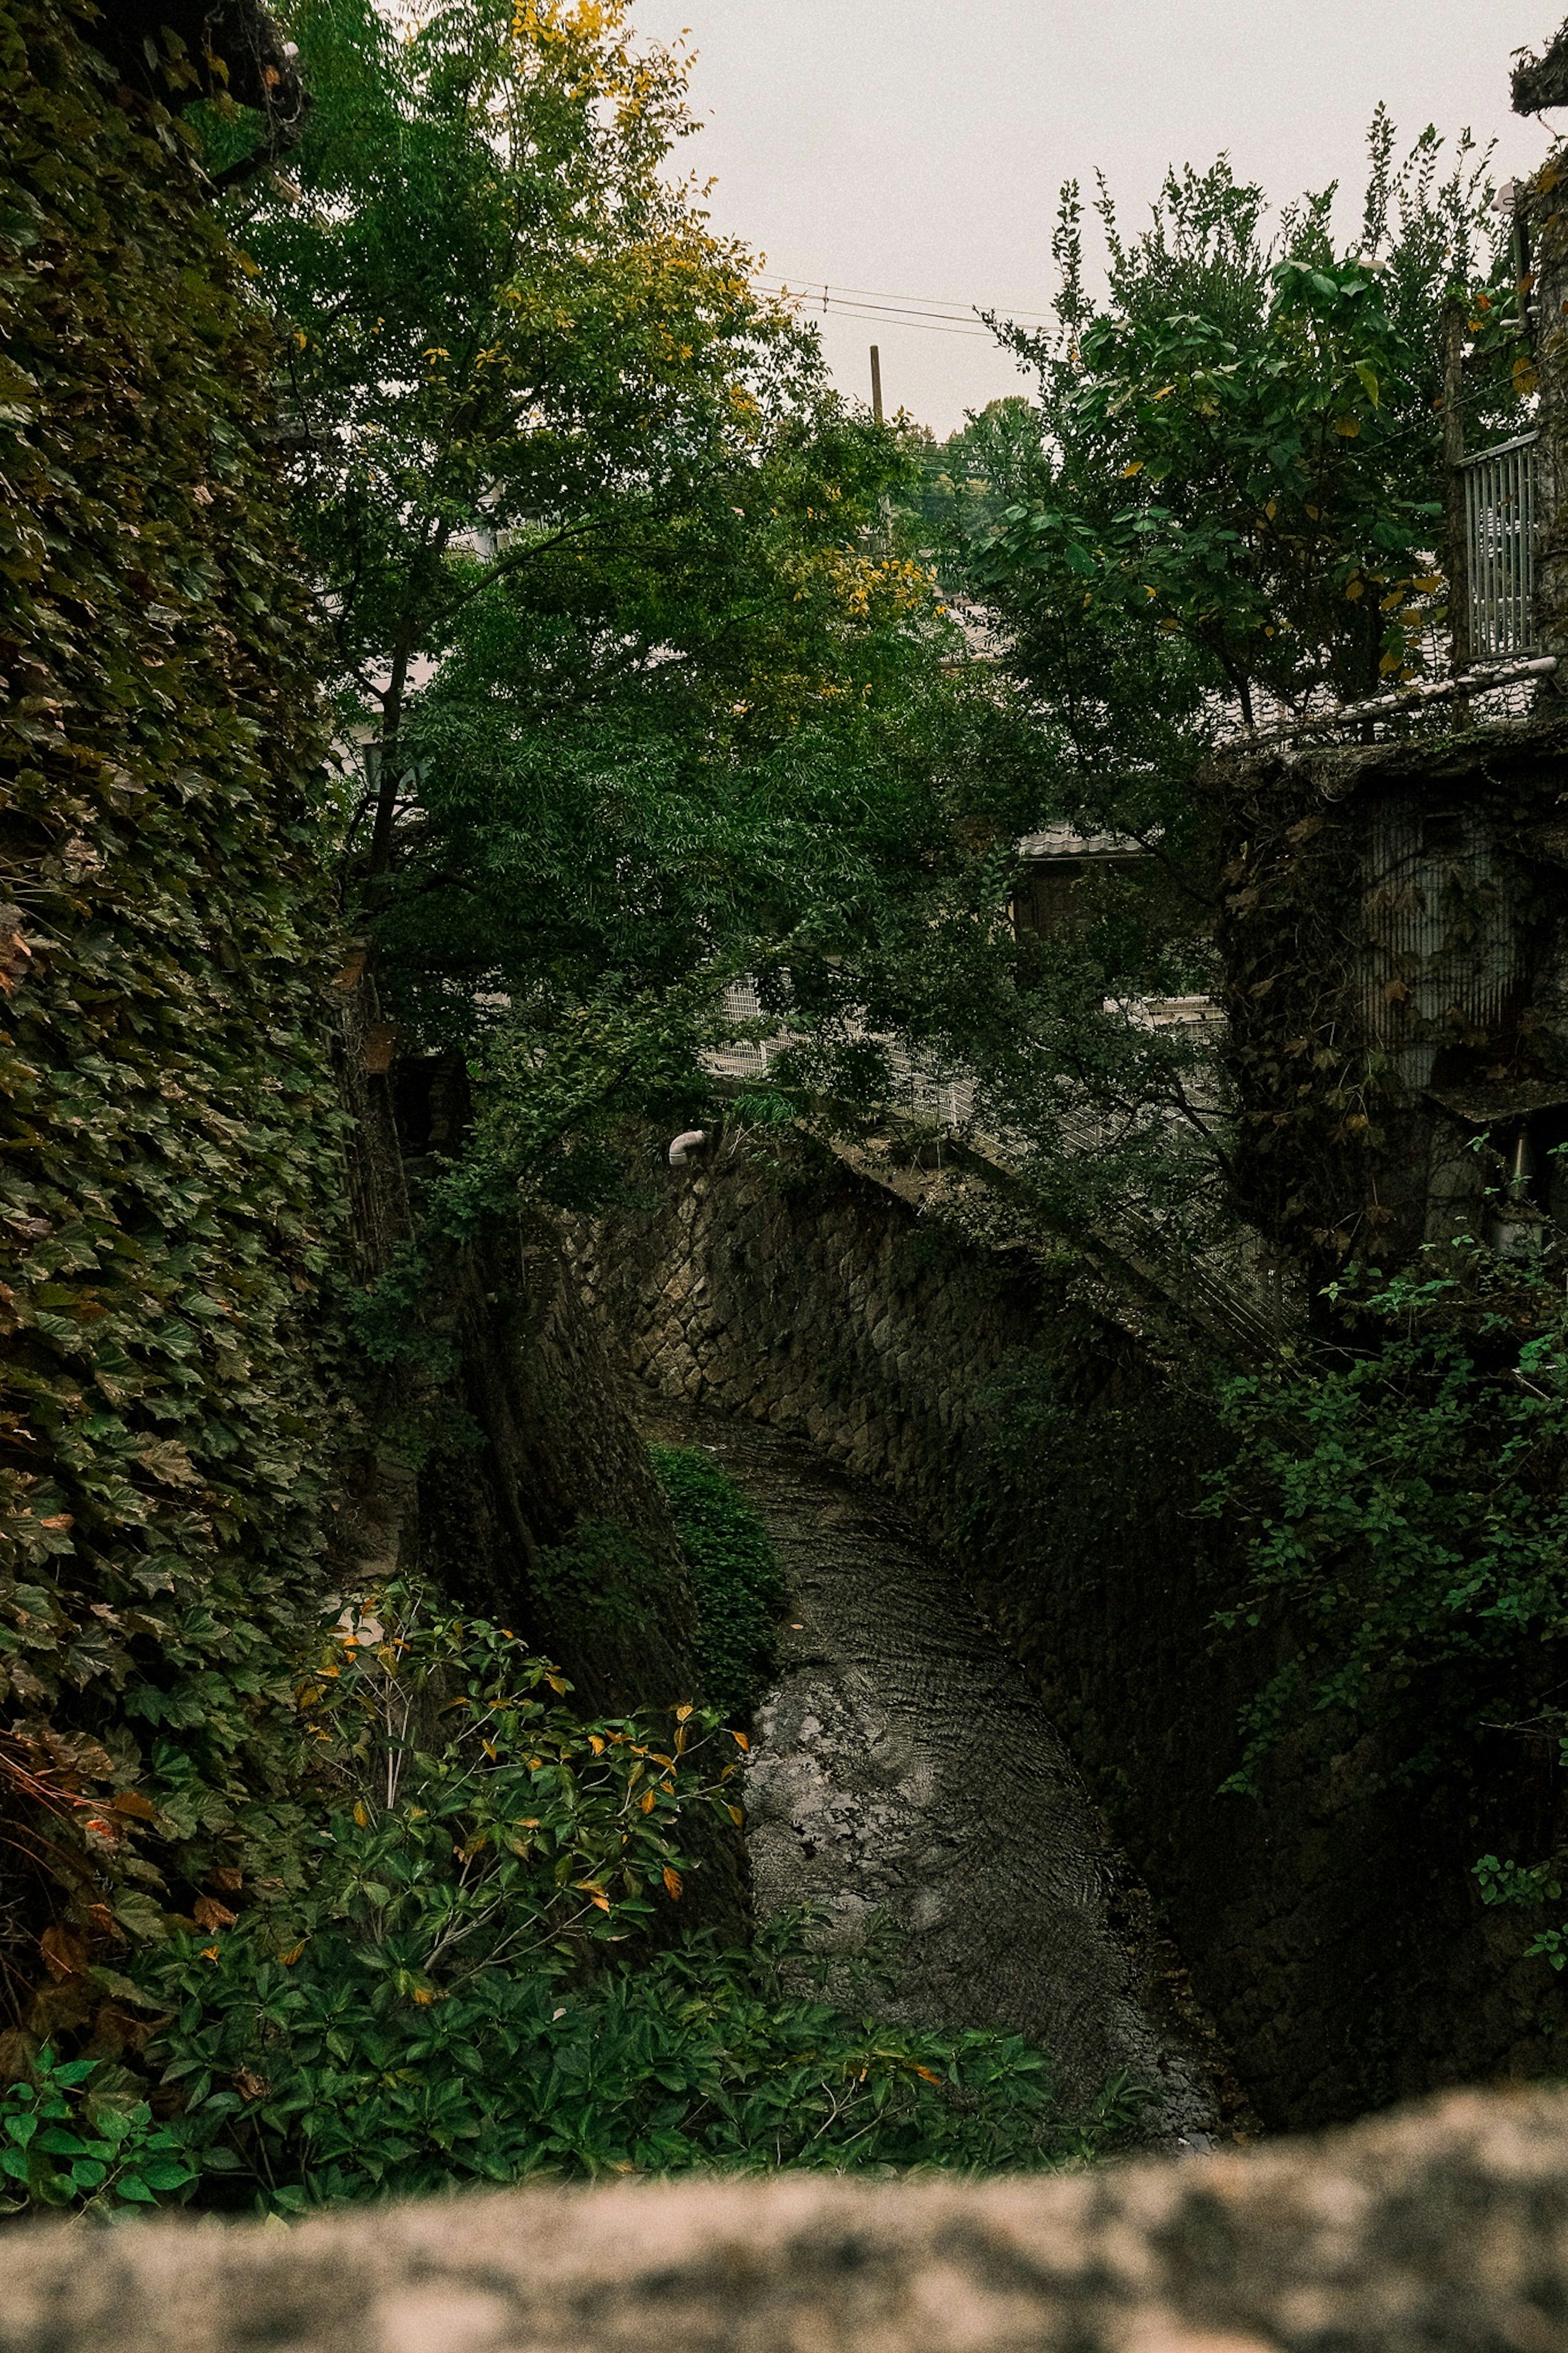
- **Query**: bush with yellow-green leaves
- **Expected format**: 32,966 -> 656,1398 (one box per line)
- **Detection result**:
127,1588 -> 1145,2210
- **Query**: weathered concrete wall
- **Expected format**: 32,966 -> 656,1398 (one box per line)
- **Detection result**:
0,2083 -> 1564,2351
570,1131 -> 1566,2130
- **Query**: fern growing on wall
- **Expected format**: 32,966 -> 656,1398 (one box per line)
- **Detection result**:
652,1446 -> 784,1724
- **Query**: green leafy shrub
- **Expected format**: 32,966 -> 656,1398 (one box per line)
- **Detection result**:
149,1911 -> 1140,2208
0,2045 -> 197,2212
131,1588 -> 1131,2208
134,1582 -> 744,2203
1206,1249 -> 1568,1796
1474,1850 -> 1568,1974
652,1447 -> 784,1722
1207,1248 -> 1568,1977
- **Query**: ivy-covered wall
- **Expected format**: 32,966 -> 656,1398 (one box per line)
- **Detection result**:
0,0 -> 343,2035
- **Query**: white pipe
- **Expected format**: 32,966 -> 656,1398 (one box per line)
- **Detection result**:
668,1130 -> 707,1168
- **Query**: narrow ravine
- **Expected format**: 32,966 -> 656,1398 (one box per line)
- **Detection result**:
644,1406 -> 1224,2149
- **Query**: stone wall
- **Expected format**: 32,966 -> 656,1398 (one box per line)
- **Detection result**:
570,1129 -> 1564,2130
0,2082 -> 1564,2351
414,1221 -> 703,1720
338,1044 -> 702,1720
1211,715 -> 1568,1285
333,1109 -> 748,1937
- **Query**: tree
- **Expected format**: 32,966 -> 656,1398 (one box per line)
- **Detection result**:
982,132 -> 1528,727
217,0 -> 1023,1216
235,0 -> 816,854
866,129 -> 1536,1257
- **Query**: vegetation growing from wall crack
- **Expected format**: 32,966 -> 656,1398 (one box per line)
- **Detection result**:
1207,1248 -> 1568,1981
652,1444 -> 784,1723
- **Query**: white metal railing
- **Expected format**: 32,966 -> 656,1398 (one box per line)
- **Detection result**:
1462,430 -> 1541,659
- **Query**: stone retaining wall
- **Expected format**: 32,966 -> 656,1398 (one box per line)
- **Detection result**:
569,1129 -> 1565,2129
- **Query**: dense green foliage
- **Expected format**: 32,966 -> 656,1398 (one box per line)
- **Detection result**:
0,0 -> 1140,2212
882,133 -> 1531,1247
7,0 -> 1561,2209
0,0 -> 342,2019
154,1919 -> 1136,2203
0,2043 -> 196,2212
1207,1253 -> 1568,1794
127,1590 -> 1132,2207
981,131 -> 1525,720
651,1445 -> 783,1722
217,0 -> 1036,1233
1205,1247 -> 1568,1986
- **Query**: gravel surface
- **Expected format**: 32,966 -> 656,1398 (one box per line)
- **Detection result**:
643,1406 -> 1221,2147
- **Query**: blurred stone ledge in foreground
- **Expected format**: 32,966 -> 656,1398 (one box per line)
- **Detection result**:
0,2085 -> 1564,2353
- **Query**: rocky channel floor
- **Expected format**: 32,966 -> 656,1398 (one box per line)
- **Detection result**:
641,1406 -> 1223,2148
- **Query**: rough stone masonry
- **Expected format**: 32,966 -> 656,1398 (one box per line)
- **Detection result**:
566,1137 -> 1567,2129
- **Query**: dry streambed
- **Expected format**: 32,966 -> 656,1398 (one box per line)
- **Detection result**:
644,1408 -> 1223,2148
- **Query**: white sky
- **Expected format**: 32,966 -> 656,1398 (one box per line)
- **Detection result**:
632,0 -> 1568,435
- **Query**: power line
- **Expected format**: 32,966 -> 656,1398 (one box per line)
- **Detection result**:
748,274 -> 1531,462
755,282 -> 1009,341
779,307 -> 998,341
758,283 -> 990,328
754,269 -> 1060,327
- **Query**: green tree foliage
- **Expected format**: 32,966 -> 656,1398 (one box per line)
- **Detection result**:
220,0 -> 1031,1224
244,0 -> 851,836
978,130 -> 1526,729
0,0 -> 343,2005
878,130 -> 1532,1249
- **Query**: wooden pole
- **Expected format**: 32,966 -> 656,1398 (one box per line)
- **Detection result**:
1443,302 -> 1471,678
870,343 -> 883,424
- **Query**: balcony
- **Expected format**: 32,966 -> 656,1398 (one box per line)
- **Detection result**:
1461,428 -> 1541,659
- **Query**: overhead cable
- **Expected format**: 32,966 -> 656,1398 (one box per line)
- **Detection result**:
753,272 -> 1056,341
755,286 -> 996,339
754,270 -> 1060,327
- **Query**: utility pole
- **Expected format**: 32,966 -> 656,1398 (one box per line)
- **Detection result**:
1443,301 -> 1472,678
870,343 -> 883,424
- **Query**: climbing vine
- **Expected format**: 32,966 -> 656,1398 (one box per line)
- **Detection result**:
0,0 -> 342,2039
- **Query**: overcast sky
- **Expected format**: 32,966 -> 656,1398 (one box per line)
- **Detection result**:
631,0 -> 1568,435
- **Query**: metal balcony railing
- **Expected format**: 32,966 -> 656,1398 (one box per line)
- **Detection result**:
1461,429 -> 1541,659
